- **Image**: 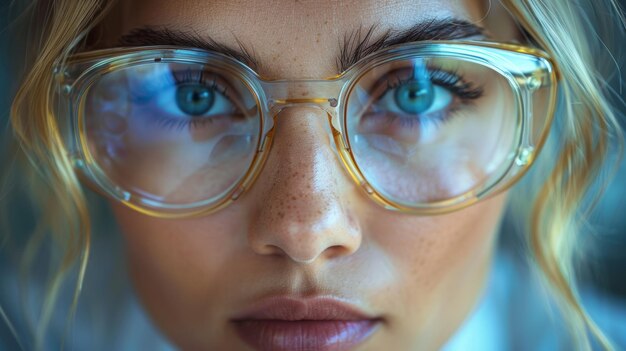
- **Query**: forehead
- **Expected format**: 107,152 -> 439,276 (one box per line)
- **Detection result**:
112,0 -> 487,78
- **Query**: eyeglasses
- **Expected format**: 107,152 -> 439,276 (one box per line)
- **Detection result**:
54,41 -> 559,218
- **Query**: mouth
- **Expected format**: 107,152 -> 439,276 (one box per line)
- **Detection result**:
231,296 -> 383,351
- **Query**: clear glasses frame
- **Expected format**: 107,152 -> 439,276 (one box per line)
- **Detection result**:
54,40 -> 559,218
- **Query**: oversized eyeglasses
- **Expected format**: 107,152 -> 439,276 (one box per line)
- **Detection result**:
54,41 -> 559,218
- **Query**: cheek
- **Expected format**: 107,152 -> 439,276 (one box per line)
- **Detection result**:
382,201 -> 500,287
110,202 -> 244,345
366,194 -> 506,345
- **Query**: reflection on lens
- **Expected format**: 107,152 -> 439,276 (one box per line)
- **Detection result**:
83,61 -> 261,206
346,57 -> 517,205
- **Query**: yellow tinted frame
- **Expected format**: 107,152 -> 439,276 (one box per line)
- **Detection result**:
54,40 -> 559,218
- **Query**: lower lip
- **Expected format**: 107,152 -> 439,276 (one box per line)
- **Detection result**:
233,319 -> 380,351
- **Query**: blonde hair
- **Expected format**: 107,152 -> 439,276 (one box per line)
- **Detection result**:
2,0 -> 624,349
502,0 -> 625,350
503,1 -> 625,350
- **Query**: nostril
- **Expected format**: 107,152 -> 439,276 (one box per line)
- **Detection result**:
322,245 -> 355,260
250,242 -> 285,257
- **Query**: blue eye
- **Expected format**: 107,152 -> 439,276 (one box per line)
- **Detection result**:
368,61 -> 485,123
376,81 -> 452,118
176,84 -> 215,116
125,65 -> 242,125
393,79 -> 434,114
371,63 -> 456,120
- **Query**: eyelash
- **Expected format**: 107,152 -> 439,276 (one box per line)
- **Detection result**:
128,66 -> 241,130
171,68 -> 231,97
381,67 -> 484,103
129,66 -> 232,104
368,67 -> 484,129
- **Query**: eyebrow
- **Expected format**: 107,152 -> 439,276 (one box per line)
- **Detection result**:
116,18 -> 485,74
338,18 -> 485,71
118,27 -> 261,69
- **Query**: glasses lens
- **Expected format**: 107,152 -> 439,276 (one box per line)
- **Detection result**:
83,61 -> 261,207
346,56 -> 518,206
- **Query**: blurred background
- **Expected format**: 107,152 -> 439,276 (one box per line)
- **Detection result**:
0,0 -> 625,346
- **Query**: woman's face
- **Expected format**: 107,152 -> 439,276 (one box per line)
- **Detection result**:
106,1 -> 516,349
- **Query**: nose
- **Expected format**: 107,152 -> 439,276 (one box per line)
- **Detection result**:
246,106 -> 362,264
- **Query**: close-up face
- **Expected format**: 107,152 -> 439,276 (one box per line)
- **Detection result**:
98,0 -> 520,349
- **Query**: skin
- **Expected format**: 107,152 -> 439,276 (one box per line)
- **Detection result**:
104,0 -> 519,349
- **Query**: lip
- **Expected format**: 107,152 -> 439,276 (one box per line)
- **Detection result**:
231,296 -> 382,351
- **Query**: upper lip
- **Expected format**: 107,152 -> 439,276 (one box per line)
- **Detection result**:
231,296 -> 380,321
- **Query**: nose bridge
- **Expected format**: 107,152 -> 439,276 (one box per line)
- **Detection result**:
270,100 -> 337,122
263,105 -> 343,202
260,78 -> 348,144
246,105 -> 361,263
261,78 -> 344,118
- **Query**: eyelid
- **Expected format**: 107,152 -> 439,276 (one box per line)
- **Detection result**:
368,65 -> 485,106
355,66 -> 432,114
170,66 -> 253,116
